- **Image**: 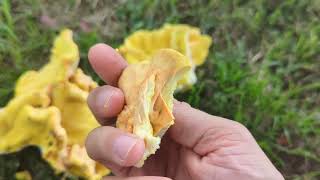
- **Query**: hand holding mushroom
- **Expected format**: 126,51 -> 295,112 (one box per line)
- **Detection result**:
85,44 -> 284,180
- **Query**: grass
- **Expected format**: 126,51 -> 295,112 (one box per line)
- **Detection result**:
0,0 -> 320,179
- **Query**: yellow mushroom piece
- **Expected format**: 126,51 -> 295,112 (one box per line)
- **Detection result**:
0,29 -> 109,179
15,171 -> 32,180
117,49 -> 191,167
118,24 -> 212,90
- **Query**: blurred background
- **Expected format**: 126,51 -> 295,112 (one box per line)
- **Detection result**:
0,0 -> 319,179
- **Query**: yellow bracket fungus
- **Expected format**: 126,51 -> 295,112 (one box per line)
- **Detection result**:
117,49 -> 191,167
0,29 -> 109,179
118,24 -> 212,90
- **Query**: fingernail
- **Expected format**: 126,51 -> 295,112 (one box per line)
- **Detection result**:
96,89 -> 114,116
113,135 -> 138,161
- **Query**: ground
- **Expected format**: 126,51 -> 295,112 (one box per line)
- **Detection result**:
0,0 -> 319,179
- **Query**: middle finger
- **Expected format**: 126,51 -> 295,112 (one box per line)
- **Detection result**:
87,85 -> 125,125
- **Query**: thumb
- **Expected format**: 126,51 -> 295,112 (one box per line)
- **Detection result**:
170,100 -> 247,149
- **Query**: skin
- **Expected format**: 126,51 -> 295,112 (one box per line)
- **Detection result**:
85,43 -> 285,180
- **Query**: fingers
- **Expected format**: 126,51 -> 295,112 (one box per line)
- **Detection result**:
88,43 -> 128,86
170,101 -> 250,151
103,176 -> 172,180
85,126 -> 145,167
87,85 -> 125,125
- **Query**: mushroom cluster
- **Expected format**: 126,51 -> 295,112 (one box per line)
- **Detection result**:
118,24 -> 212,90
0,29 -> 109,179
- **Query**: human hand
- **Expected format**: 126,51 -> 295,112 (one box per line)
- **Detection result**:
85,44 -> 284,180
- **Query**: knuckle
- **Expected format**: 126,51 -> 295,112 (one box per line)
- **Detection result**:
230,121 -> 252,138
232,121 -> 247,130
179,101 -> 191,109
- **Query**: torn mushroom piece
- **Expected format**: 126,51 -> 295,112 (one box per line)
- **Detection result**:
117,49 -> 191,167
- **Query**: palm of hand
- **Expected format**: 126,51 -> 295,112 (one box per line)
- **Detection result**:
111,120 -> 278,180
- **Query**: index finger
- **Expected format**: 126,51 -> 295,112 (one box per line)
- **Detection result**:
88,43 -> 128,86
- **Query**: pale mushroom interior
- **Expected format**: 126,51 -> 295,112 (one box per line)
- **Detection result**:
117,49 -> 191,167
